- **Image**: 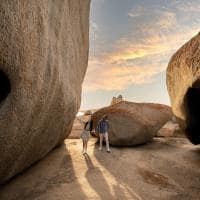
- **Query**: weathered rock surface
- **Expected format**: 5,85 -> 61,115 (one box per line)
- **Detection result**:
0,0 -> 90,184
83,110 -> 92,116
157,120 -> 181,137
1,138 -> 200,200
166,32 -> 200,144
92,101 -> 173,146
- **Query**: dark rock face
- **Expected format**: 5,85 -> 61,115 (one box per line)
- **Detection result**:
92,101 -> 173,146
0,0 -> 90,184
166,32 -> 200,144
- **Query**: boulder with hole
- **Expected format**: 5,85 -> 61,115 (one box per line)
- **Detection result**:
166,32 -> 200,144
0,0 -> 90,184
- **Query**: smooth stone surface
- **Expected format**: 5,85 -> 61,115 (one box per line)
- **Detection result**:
92,101 -> 173,146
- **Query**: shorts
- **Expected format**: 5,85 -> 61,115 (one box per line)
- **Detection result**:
80,130 -> 90,141
99,132 -> 106,134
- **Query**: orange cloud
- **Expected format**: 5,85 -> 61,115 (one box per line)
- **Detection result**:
83,58 -> 164,91
109,10 -> 198,65
84,31 -> 199,91
84,7 -> 200,91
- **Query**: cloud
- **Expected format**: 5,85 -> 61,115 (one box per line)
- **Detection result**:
109,26 -> 199,65
83,48 -> 173,91
172,0 -> 200,12
155,11 -> 177,29
84,2 -> 200,91
90,20 -> 99,42
83,59 -> 163,91
128,5 -> 146,18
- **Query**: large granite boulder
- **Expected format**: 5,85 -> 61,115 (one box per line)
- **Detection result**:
0,0 -> 90,184
92,101 -> 173,146
166,32 -> 200,144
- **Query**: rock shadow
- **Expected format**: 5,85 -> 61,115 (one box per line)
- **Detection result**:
184,79 -> 200,144
92,143 -> 144,200
84,153 -> 114,199
0,144 -> 87,200
93,138 -> 200,200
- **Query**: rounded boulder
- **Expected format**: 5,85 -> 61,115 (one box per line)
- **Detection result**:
92,101 -> 173,146
166,32 -> 200,144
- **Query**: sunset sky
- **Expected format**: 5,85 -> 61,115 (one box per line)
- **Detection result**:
81,0 -> 200,110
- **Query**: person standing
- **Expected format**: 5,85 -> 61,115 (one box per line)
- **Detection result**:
78,117 -> 93,154
97,115 -> 111,153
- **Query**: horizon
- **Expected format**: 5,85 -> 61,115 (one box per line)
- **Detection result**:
80,0 -> 200,110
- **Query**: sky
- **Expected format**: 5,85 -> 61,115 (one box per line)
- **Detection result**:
80,0 -> 200,110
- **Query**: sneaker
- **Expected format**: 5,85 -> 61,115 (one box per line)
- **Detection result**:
107,150 -> 111,153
